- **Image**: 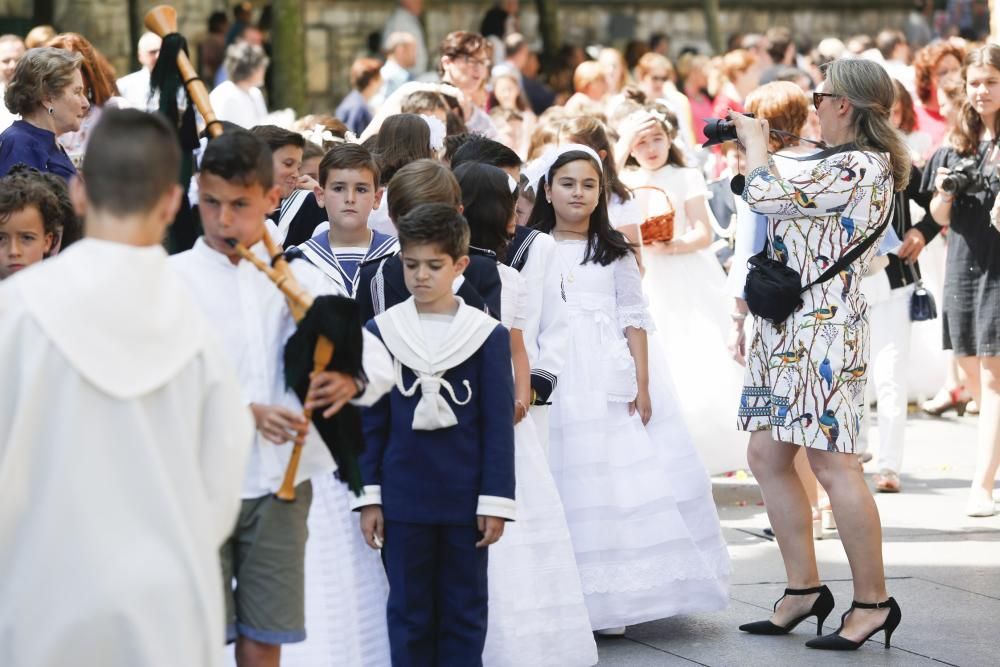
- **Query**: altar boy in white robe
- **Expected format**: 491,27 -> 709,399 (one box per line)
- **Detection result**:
352,203 -> 516,666
170,128 -> 394,667
0,109 -> 253,667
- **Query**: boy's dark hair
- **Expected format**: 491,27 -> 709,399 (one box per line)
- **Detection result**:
450,135 -> 521,171
80,109 -> 181,216
41,170 -> 81,249
444,132 -> 471,163
250,124 -> 306,153
318,143 -> 381,188
200,129 -> 274,189
0,164 -> 63,237
397,203 -> 470,261
453,162 -> 515,262
387,159 -> 462,222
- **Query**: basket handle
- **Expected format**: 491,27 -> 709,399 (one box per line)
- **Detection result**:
632,185 -> 674,215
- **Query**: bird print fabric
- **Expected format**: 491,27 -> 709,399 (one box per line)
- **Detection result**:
738,150 -> 894,453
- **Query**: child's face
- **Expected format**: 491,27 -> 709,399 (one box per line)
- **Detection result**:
317,168 -> 382,233
301,156 -> 321,184
632,124 -> 671,171
273,145 -> 304,200
401,242 -> 469,309
198,171 -> 279,262
515,193 -> 533,226
545,159 -> 600,226
0,206 -> 53,279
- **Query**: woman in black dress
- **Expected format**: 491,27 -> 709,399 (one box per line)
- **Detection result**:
926,44 -> 1000,518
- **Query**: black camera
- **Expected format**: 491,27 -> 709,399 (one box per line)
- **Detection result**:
703,113 -> 755,147
940,157 -> 987,196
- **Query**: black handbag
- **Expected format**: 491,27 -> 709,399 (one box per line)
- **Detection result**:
745,215 -> 891,324
907,262 -> 938,321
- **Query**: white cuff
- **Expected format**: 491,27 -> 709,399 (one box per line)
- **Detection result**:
476,495 -> 516,521
349,485 -> 382,510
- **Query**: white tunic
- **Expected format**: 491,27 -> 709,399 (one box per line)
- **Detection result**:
0,239 -> 253,667
170,229 -> 394,498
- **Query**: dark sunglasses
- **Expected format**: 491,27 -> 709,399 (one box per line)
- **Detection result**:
813,92 -> 838,109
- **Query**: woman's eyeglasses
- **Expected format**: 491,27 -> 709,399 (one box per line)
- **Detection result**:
813,92 -> 838,110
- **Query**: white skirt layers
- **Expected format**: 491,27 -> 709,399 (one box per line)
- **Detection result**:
548,291 -> 730,631
281,473 -> 391,667
484,414 -> 598,667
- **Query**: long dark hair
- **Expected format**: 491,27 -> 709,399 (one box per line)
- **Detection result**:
371,114 -> 433,183
527,151 -> 633,266
454,162 -> 515,262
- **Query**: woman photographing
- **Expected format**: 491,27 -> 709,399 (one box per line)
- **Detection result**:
729,58 -> 910,651
926,44 -> 1000,518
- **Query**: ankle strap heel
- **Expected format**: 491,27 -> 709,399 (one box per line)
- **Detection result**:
806,596 -> 901,651
739,585 -> 834,636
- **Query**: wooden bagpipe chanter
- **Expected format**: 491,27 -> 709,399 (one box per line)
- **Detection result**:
146,5 -> 367,500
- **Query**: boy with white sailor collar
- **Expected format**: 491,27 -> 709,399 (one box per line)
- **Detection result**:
352,203 -> 515,667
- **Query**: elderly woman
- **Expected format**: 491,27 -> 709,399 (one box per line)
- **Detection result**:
46,33 -> 126,164
731,59 -> 910,651
0,47 -> 88,180
209,41 -> 269,128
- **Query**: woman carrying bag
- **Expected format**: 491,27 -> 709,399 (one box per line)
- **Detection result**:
729,58 -> 910,651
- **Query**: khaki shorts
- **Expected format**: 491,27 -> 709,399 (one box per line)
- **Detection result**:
220,481 -> 312,645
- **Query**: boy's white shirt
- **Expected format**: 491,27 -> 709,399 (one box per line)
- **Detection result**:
170,220 -> 394,498
0,238 -> 252,667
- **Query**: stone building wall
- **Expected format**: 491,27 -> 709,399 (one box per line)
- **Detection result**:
3,1 -> 916,113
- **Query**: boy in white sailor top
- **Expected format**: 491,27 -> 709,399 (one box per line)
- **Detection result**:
352,203 -> 516,667
170,130 -> 394,667
291,143 -> 399,296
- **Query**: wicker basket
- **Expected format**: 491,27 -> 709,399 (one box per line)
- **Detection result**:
634,185 -> 675,245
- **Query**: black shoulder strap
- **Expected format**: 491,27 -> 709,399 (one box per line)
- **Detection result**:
802,201 -> 892,293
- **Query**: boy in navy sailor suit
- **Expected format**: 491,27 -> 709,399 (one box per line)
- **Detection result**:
352,203 -> 515,667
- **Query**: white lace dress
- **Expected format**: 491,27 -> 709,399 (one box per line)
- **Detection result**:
483,264 -> 597,667
546,240 -> 730,630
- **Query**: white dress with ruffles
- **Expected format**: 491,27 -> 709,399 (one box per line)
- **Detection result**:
546,240 -> 730,630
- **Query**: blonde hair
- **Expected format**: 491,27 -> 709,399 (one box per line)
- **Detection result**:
823,59 -> 911,191
721,48 -> 756,81
635,52 -> 675,83
745,81 -> 810,152
573,60 -> 605,92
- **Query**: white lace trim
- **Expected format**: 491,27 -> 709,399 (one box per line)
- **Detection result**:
618,306 -> 656,332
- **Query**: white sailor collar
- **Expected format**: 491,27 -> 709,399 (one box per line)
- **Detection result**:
374,296 -> 498,430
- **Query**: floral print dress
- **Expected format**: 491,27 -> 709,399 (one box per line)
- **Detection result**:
738,149 -> 894,453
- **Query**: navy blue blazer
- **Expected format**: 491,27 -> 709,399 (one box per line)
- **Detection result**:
358,320 -> 516,525
357,251 -> 503,323
0,120 -> 76,180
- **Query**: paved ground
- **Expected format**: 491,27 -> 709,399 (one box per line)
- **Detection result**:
596,410 -> 1000,667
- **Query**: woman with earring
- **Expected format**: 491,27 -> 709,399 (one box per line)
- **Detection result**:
0,47 -> 88,180
730,58 -> 910,651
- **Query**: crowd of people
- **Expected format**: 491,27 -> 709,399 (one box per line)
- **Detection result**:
1,2 -> 999,666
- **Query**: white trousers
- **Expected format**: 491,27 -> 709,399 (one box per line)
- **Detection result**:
860,273 -> 914,473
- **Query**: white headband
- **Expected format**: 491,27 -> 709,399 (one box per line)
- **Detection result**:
420,114 -> 447,152
523,143 -> 604,190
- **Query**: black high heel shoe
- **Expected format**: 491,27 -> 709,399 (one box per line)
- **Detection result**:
739,585 -> 835,635
805,597 -> 901,650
